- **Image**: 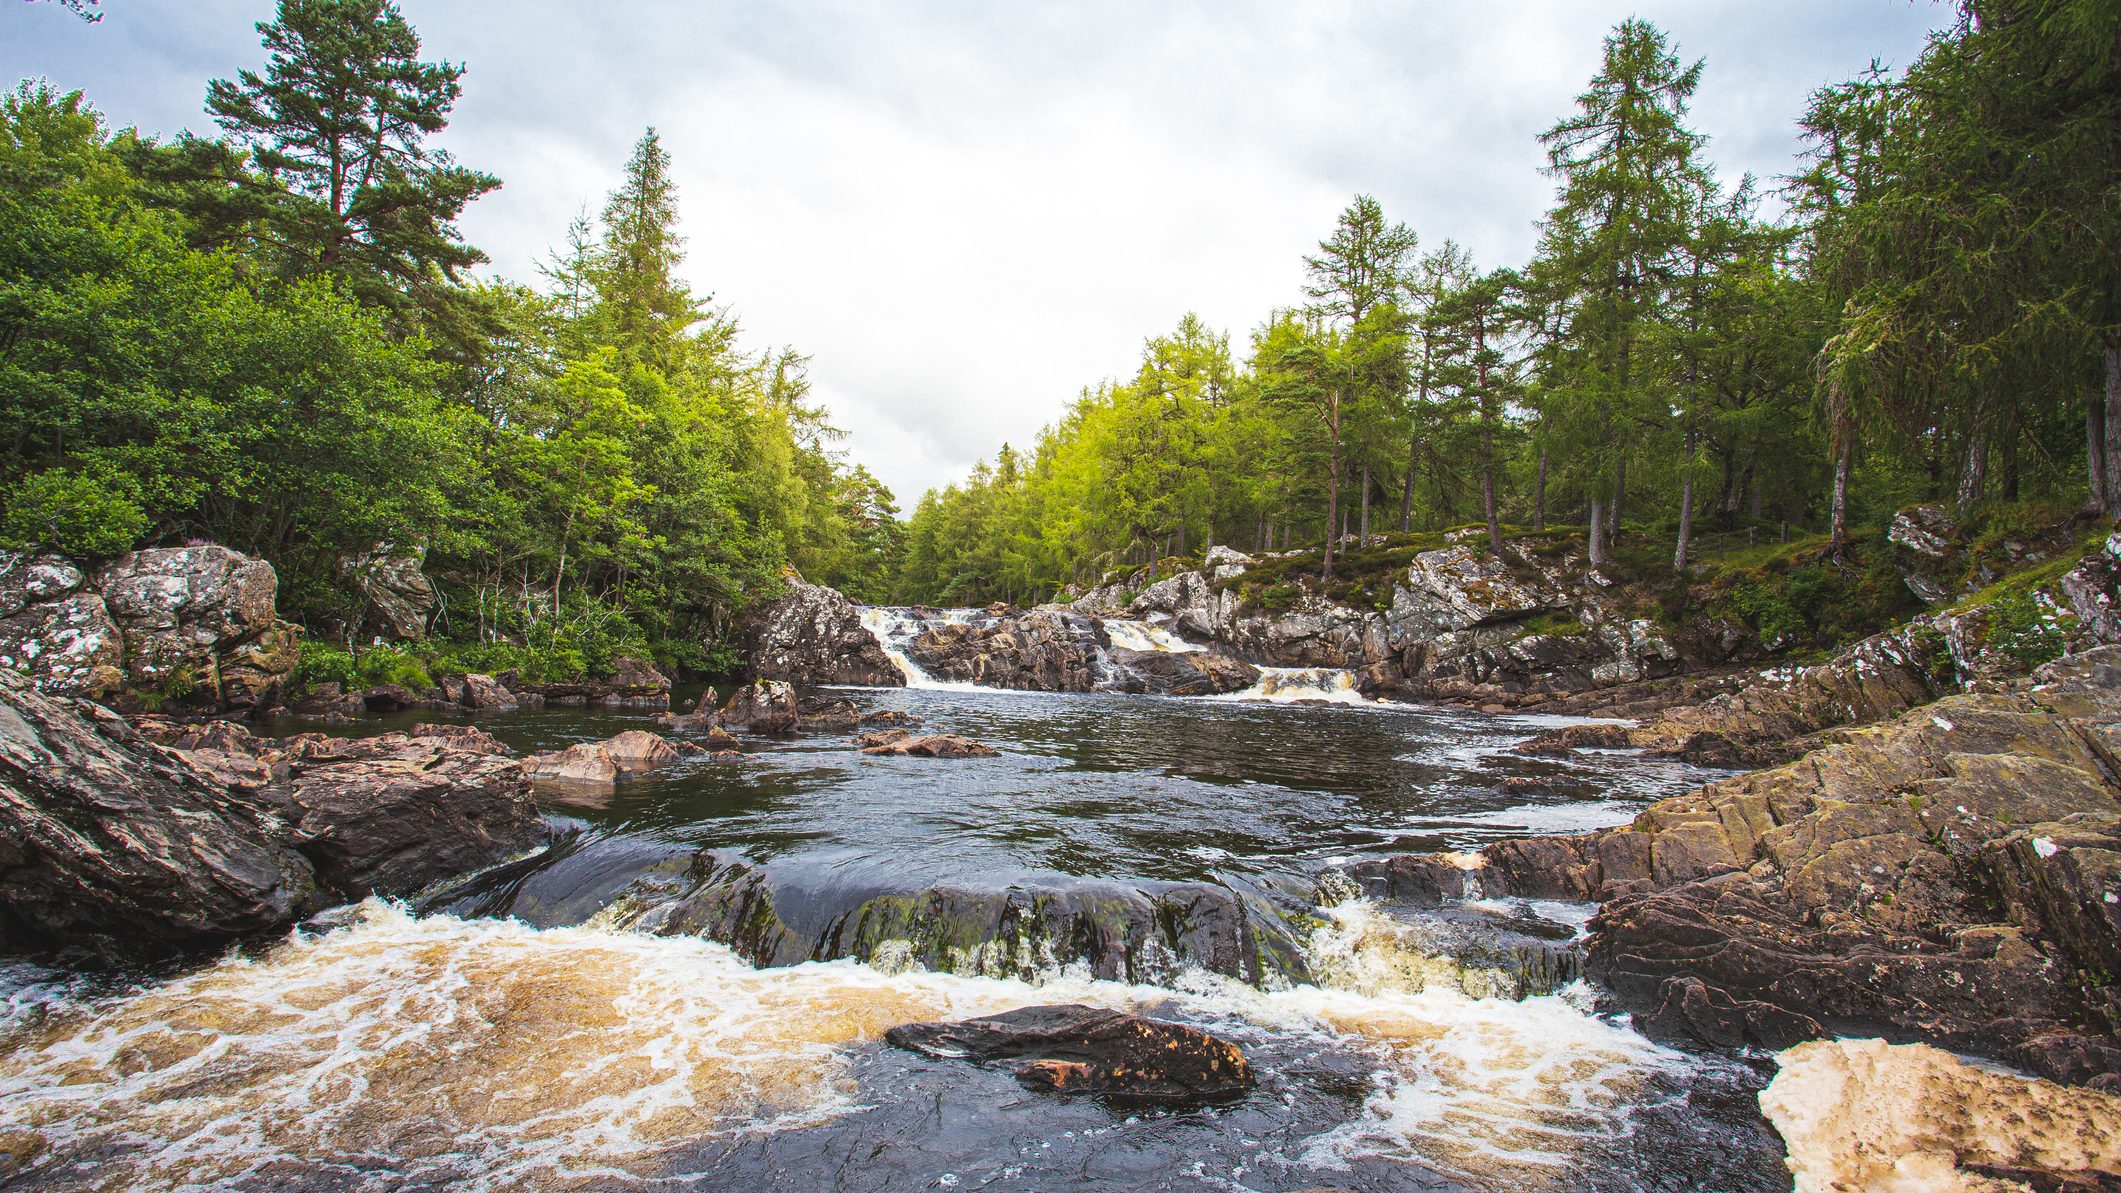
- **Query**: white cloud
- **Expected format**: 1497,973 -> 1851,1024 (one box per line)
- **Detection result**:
5,0 -> 1948,506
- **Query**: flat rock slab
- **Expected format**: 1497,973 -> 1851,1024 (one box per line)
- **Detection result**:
859,732 -> 999,758
885,1004 -> 1254,1102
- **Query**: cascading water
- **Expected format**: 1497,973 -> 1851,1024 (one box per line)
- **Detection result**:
856,605 -> 984,690
0,667 -> 1784,1190
1220,665 -> 1368,705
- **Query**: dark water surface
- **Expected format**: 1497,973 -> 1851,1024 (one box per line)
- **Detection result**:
0,686 -> 1791,1192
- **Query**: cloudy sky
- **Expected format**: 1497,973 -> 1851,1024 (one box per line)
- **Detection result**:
8,0 -> 1948,507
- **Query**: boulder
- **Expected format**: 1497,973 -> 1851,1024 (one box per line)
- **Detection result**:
704,725 -> 741,752
1761,1038 -> 2121,1193
737,575 -> 904,687
1104,646 -> 1259,696
717,679 -> 800,734
95,545 -> 297,711
524,742 -> 620,785
885,1004 -> 1254,1102
860,732 -> 999,758
602,729 -> 683,764
0,672 -> 543,956
860,709 -> 922,728
0,668 -> 317,952
461,672 -> 517,710
340,543 -> 437,641
598,656 -> 670,708
798,695 -> 861,729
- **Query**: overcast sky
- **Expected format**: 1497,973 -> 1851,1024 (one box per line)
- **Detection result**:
8,0 -> 1949,508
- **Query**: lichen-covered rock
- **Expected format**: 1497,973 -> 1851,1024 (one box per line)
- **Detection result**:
340,543 -> 437,641
93,545 -> 299,711
738,576 -> 904,687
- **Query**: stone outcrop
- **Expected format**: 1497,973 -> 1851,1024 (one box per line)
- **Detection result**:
339,543 -> 437,641
1359,647 -> 2121,1085
0,674 -> 543,956
511,656 -> 669,709
0,546 -> 300,712
1761,1038 -> 2121,1193
1074,534 -> 1714,706
886,1004 -> 1255,1102
906,608 -> 1107,692
737,575 -> 903,687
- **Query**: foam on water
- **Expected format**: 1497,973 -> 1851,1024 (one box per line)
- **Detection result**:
1215,666 -> 1369,705
856,606 -> 989,691
1102,618 -> 1204,654
0,899 -> 1691,1189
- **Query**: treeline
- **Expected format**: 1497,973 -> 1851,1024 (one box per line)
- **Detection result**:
1,0 -> 902,673
897,4 -> 2118,605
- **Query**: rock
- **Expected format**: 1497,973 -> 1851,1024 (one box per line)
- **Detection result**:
798,695 -> 861,729
0,672 -> 543,956
461,672 -> 517,710
1511,721 -> 1634,755
885,1004 -> 1254,1102
860,733 -> 1000,758
654,702 -> 720,731
94,545 -> 298,711
704,725 -> 741,752
855,727 -> 911,749
597,656 -> 670,708
0,589 -> 125,699
737,575 -> 904,687
274,731 -> 541,897
524,742 -> 620,785
1888,503 -> 1960,560
1760,1038 -> 2121,1193
340,543 -> 437,641
602,729 -> 682,765
0,668 -> 318,952
859,709 -> 922,728
907,608 -> 1107,692
717,679 -> 800,734
357,683 -> 419,712
1104,646 -> 1259,696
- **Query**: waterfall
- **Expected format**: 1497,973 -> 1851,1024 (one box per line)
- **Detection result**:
1101,616 -> 1202,654
855,606 -> 982,690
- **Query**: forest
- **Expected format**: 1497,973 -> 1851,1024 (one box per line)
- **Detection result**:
0,0 -> 903,679
895,2 -> 2120,607
3,0 -> 2116,672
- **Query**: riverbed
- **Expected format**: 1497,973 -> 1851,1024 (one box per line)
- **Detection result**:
0,684 -> 1791,1191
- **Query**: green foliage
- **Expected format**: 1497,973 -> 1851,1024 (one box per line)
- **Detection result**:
0,467 -> 147,556
1982,589 -> 2073,669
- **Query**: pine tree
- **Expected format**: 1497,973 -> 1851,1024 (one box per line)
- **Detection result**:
206,0 -> 499,346
592,128 -> 709,370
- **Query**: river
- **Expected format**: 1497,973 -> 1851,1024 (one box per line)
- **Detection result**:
0,622 -> 1792,1192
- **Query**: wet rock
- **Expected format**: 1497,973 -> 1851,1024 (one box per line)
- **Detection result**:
654,701 -> 720,732
1511,721 -> 1634,755
704,725 -> 742,752
861,733 -> 1000,758
908,608 -> 1106,692
885,1004 -> 1254,1102
340,543 -> 437,641
1104,646 -> 1259,696
275,731 -> 541,898
358,683 -> 420,712
0,668 -> 318,952
737,575 -> 904,687
798,695 -> 861,729
525,743 -> 619,784
718,679 -> 800,733
517,657 -> 669,709
1761,1038 -> 2121,1193
860,709 -> 922,728
603,729 -> 689,764
855,727 -> 911,749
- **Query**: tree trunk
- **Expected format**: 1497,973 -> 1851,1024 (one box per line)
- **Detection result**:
2086,389 -> 2107,513
1587,497 -> 1607,568
1481,463 -> 1501,556
2106,337 -> 2121,513
1957,434 -> 1988,511
1609,454 -> 1627,556
1323,389 -> 1342,581
1400,450 -> 1417,533
1829,433 -> 1853,553
1533,447 -> 1548,532
1674,472 -> 1695,573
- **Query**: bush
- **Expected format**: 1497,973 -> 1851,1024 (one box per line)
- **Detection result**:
1983,589 -> 2073,668
0,468 -> 148,557
294,641 -> 358,689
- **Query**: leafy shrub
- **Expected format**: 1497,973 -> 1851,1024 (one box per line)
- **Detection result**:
0,468 -> 148,557
294,641 -> 358,689
1980,589 -> 2074,668
1259,583 -> 1299,611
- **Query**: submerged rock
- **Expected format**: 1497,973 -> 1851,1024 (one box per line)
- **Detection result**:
737,575 -> 904,687
860,733 -> 999,758
1761,1037 -> 2121,1193
526,730 -> 694,786
886,1004 -> 1254,1102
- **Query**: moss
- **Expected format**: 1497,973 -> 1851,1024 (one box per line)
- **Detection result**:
1518,610 -> 1590,637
